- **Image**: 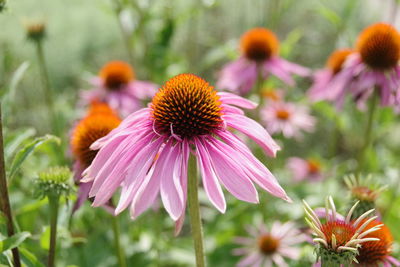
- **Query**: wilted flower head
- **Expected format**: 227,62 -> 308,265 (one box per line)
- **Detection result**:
70,102 -> 121,211
308,49 -> 354,102
25,20 -> 46,42
287,157 -> 323,182
261,101 -> 316,139
81,61 -> 158,117
217,27 -> 309,96
314,23 -> 400,109
82,73 -> 289,230
355,219 -> 399,266
344,174 -> 387,219
303,196 -> 382,266
233,221 -> 305,267
34,166 -> 72,199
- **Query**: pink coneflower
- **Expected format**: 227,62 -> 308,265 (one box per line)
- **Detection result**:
82,73 -> 290,224
261,101 -> 316,139
308,49 -> 354,102
81,61 -> 158,116
317,23 -> 400,109
217,28 -> 309,95
233,221 -> 305,267
70,102 -> 121,211
287,157 -> 323,182
303,196 -> 382,266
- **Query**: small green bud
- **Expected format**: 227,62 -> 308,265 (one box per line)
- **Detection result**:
34,166 -> 73,199
25,20 -> 46,42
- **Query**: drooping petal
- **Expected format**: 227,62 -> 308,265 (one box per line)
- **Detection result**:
218,92 -> 258,109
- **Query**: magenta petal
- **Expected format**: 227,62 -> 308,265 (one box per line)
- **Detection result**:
195,138 -> 226,213
160,144 -> 185,221
223,114 -> 280,157
205,140 -> 258,203
217,92 -> 258,109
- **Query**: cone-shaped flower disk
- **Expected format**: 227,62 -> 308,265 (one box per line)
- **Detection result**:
83,73 -> 290,224
81,61 -> 158,116
318,23 -> 400,109
233,221 -> 306,267
303,196 -> 382,266
355,219 -> 400,266
217,28 -> 309,95
70,102 -> 121,211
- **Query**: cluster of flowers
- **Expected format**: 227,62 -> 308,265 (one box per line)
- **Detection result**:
67,21 -> 400,266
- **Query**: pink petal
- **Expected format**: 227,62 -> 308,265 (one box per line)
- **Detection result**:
218,92 -> 258,109
223,114 -> 280,157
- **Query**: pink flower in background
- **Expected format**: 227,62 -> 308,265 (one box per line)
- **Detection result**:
287,157 -> 323,182
70,102 -> 121,212
217,28 -> 309,95
315,23 -> 400,109
233,221 -> 305,267
82,74 -> 290,230
308,49 -> 354,102
81,61 -> 158,117
261,101 -> 316,139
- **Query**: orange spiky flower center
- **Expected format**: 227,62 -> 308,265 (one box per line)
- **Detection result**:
241,28 -> 279,62
307,159 -> 321,174
321,221 -> 356,248
356,23 -> 400,70
258,234 -> 279,255
99,61 -> 135,90
151,74 -> 223,139
276,109 -> 291,120
326,49 -> 354,74
356,219 -> 393,265
71,103 -> 121,167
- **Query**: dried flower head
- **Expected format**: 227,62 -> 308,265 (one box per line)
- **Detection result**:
25,20 -> 46,42
34,166 -> 73,199
303,196 -> 382,266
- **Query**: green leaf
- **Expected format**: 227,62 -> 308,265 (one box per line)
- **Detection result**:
4,128 -> 36,163
8,135 -> 61,180
0,232 -> 31,253
316,6 -> 341,27
19,247 -> 45,267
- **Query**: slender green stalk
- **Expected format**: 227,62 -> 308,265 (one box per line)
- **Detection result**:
254,65 -> 265,118
35,41 -> 58,136
48,195 -> 59,267
357,90 -> 378,172
111,214 -> 127,267
0,104 -> 21,267
188,155 -> 205,267
113,0 -> 135,65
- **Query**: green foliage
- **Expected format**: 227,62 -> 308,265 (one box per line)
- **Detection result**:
0,232 -> 30,253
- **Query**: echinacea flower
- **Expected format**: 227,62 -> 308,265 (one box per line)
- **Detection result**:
70,102 -> 121,211
355,219 -> 399,267
82,73 -> 290,227
217,28 -> 309,96
287,157 -> 323,182
81,61 -> 158,116
233,221 -> 306,267
320,23 -> 400,109
344,175 -> 387,219
303,196 -> 382,266
308,49 -> 354,102
261,101 -> 316,139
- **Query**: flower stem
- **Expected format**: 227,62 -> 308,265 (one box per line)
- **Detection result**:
35,40 -> 59,136
188,155 -> 206,267
357,90 -> 378,172
0,104 -> 21,267
111,214 -> 127,267
48,195 -> 59,267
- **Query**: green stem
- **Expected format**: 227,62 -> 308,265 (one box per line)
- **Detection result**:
357,90 -> 378,172
111,215 -> 127,267
113,0 -> 135,65
35,41 -> 58,136
188,155 -> 205,267
0,104 -> 21,267
254,65 -> 265,118
48,195 -> 59,267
